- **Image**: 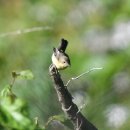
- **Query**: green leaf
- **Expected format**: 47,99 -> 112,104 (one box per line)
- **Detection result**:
45,115 -> 65,128
45,115 -> 72,130
0,88 -> 37,130
18,70 -> 34,80
0,84 -> 16,99
52,115 -> 65,122
0,85 -> 11,97
0,84 -> 17,103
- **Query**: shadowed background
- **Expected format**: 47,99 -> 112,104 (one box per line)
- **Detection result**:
0,0 -> 130,130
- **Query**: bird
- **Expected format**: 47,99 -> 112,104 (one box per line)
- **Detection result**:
51,38 -> 71,70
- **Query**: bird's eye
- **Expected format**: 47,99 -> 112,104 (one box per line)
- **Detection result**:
63,61 -> 66,63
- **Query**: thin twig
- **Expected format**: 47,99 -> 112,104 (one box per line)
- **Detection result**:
10,71 -> 18,89
76,103 -> 86,114
0,26 -> 52,38
66,67 -> 103,86
10,77 -> 16,89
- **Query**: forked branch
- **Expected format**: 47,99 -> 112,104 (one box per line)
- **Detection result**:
49,65 -> 98,130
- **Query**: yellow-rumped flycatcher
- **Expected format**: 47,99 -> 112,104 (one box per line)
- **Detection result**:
52,38 -> 71,70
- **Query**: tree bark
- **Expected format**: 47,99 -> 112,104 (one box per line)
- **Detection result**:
49,65 -> 98,130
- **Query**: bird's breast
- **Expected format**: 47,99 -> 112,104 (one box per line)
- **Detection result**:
52,54 -> 67,70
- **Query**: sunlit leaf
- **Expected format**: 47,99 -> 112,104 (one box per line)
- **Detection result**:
18,70 -> 34,80
0,92 -> 36,130
0,85 -> 11,97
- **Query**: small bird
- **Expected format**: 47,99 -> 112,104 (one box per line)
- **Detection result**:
52,38 -> 71,70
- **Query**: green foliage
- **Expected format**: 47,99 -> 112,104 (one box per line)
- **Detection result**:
0,0 -> 130,130
0,70 -> 45,130
45,115 -> 73,130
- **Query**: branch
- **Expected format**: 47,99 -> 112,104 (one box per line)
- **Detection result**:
49,65 -> 98,130
66,67 -> 103,86
0,26 -> 52,38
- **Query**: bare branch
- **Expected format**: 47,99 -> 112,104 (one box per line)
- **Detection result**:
66,67 -> 103,86
0,26 -> 52,38
49,65 -> 98,130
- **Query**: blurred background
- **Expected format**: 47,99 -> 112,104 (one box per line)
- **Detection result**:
0,0 -> 130,130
